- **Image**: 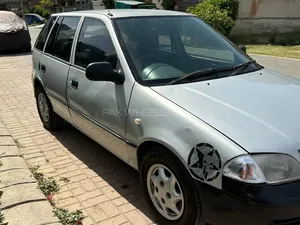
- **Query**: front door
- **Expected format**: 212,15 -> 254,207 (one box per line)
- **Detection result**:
67,17 -> 134,162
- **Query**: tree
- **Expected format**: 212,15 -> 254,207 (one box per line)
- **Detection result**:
162,0 -> 175,10
39,0 -> 53,8
33,0 -> 53,19
187,0 -> 237,36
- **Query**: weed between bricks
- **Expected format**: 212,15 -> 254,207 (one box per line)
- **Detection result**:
0,191 -> 9,225
29,165 -> 85,225
0,160 -> 8,225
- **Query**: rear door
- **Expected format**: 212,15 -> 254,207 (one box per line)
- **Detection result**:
39,16 -> 81,121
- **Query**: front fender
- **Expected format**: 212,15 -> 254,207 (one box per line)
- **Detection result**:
126,83 -> 247,190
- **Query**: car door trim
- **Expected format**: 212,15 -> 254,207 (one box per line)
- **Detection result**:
70,16 -> 85,66
69,104 -> 137,147
46,91 -> 67,106
47,90 -> 137,148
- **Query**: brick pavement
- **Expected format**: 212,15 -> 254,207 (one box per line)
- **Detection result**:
0,54 -> 157,225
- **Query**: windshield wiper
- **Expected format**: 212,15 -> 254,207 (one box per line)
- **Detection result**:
168,67 -> 233,85
228,60 -> 256,77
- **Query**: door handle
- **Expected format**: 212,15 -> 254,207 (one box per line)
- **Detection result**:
71,80 -> 79,89
40,64 -> 46,73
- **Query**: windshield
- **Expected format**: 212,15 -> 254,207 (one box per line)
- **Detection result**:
114,16 -> 260,85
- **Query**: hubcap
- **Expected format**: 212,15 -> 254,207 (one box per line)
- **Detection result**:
38,93 -> 49,122
147,164 -> 185,220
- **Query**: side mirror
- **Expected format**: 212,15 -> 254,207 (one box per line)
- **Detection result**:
86,62 -> 125,84
239,45 -> 247,53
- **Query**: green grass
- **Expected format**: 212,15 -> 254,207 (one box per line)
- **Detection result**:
246,45 -> 300,59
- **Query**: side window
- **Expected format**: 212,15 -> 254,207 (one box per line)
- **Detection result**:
35,16 -> 57,51
45,17 -> 63,54
75,18 -> 117,69
32,15 -> 39,23
51,16 -> 81,62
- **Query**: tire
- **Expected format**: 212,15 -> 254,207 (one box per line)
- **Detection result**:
140,147 -> 205,225
36,85 -> 64,130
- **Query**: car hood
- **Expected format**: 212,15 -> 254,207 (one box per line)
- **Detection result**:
151,68 -> 300,153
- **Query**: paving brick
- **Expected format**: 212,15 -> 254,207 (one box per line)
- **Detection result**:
81,180 -> 97,192
77,189 -> 103,202
40,166 -> 56,174
64,202 -> 83,211
96,220 -> 113,225
51,155 -> 71,163
44,150 -> 58,159
124,210 -> 149,225
100,201 -> 120,218
118,200 -> 143,214
86,204 -> 108,223
82,195 -> 109,208
67,182 -> 81,190
57,197 -> 78,207
52,158 -> 73,167
0,127 -> 10,135
22,148 -> 41,155
57,191 -> 74,200
23,152 -> 44,159
70,174 -> 88,182
112,197 -> 126,207
83,168 -> 99,178
91,176 -> 103,183
33,137 -> 47,145
82,216 -> 95,225
111,215 -> 128,225
101,186 -> 121,200
120,222 -> 131,225
0,136 -> 15,146
96,178 -> 119,189
72,187 -> 86,196
27,156 -> 47,164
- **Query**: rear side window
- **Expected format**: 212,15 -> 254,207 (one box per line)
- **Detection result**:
48,16 -> 81,62
35,16 -> 57,51
45,17 -> 63,54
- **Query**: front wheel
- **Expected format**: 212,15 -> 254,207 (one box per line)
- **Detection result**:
140,148 -> 204,225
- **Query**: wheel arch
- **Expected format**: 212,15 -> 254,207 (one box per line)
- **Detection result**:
33,77 -> 45,98
137,139 -> 189,173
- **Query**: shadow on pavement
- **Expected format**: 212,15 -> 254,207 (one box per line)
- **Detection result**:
0,51 -> 32,57
50,123 -> 160,224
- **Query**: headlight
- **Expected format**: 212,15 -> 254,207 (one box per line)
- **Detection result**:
223,154 -> 300,184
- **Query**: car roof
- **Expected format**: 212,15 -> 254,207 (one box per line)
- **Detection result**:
52,9 -> 191,18
115,1 -> 147,5
26,13 -> 44,17
26,13 -> 39,16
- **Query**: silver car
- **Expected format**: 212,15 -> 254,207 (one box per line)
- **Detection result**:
32,9 -> 300,225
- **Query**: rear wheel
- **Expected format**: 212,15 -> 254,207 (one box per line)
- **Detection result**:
36,85 -> 64,130
140,147 -> 204,225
